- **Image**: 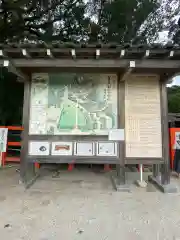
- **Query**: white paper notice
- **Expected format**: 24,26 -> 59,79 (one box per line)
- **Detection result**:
0,128 -> 8,152
108,129 -> 124,141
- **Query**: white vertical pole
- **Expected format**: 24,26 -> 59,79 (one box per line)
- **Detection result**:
140,164 -> 143,182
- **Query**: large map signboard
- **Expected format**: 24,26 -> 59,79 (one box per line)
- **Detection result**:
29,73 -> 118,135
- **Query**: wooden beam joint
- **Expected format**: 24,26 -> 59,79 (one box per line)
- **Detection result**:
121,61 -> 136,81
96,49 -> 100,59
143,50 -> 150,59
71,49 -> 76,59
3,60 -> 29,82
22,49 -> 31,58
169,50 -> 174,58
0,49 -> 8,58
47,49 -> 53,58
120,50 -> 125,58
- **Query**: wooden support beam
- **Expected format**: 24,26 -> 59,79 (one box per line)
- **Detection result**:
3,60 -> 9,67
169,50 -> 174,58
121,61 -> 135,81
22,49 -> 30,58
3,60 -> 29,81
71,49 -> 76,59
47,49 -> 53,58
0,49 -> 8,58
0,50 -> 3,56
160,80 -> 171,185
120,50 -> 125,58
96,49 -> 100,59
0,58 -> 180,70
116,79 -> 127,187
143,50 -> 150,59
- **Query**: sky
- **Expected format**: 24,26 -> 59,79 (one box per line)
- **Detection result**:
159,31 -> 180,87
157,28 -> 180,87
171,76 -> 180,86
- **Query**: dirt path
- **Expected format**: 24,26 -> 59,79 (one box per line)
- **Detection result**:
0,167 -> 180,240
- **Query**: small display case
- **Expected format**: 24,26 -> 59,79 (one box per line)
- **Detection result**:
74,142 -> 94,156
96,142 -> 118,157
51,142 -> 73,156
28,141 -> 50,156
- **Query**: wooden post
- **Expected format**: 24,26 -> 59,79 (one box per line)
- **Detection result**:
160,79 -> 170,185
117,77 -> 126,185
20,78 -> 37,186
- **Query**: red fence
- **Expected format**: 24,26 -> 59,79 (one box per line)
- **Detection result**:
1,125 -> 175,171
0,126 -> 23,166
0,126 -> 109,171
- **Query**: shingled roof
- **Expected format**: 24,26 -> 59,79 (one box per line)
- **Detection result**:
0,41 -> 180,60
0,41 -> 180,81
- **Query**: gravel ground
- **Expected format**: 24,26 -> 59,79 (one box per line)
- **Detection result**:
0,166 -> 180,240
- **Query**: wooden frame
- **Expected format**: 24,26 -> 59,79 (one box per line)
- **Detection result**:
26,72 -> 121,163
117,78 -> 126,184
20,78 -> 39,185
160,78 -> 171,184
19,69 -> 173,187
1,58 -> 180,70
1,43 -> 178,188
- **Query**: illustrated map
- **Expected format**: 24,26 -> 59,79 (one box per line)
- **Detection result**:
29,73 -> 118,135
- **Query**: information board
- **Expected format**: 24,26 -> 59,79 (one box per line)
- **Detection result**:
125,75 -> 162,158
29,73 -> 118,135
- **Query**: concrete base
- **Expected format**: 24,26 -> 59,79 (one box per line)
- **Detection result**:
149,175 -> 179,193
135,180 -> 147,188
110,175 -> 131,192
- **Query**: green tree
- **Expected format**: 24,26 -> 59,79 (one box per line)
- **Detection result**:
0,0 -> 179,43
0,0 -> 89,42
0,0 -> 180,125
168,85 -> 180,113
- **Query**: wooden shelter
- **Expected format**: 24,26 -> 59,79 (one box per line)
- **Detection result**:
0,42 -> 179,192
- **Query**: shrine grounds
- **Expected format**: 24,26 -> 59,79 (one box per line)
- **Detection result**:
0,166 -> 180,240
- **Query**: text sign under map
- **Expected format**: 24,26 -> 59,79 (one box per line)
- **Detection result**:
108,129 -> 124,141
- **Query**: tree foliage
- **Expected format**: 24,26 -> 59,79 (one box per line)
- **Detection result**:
0,0 -> 180,124
0,0 -> 89,42
168,85 -> 180,113
0,0 -> 179,44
